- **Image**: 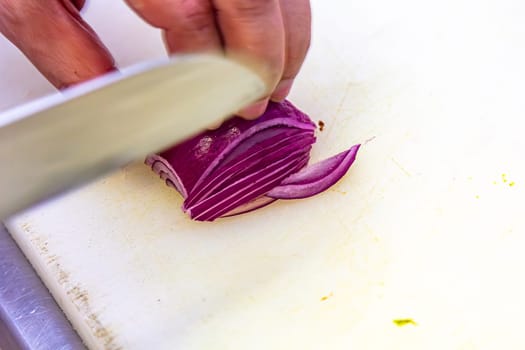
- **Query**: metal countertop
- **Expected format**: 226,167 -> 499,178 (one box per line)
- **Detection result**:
0,225 -> 85,350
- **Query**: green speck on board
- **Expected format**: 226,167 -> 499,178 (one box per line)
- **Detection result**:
509,181 -> 515,187
393,319 -> 417,327
320,292 -> 333,301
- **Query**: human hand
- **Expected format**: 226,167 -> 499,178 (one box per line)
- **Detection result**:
0,0 -> 311,119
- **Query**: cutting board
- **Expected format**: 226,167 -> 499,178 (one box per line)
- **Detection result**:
3,0 -> 525,349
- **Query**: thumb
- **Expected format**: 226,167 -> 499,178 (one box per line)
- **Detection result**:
0,0 -> 115,88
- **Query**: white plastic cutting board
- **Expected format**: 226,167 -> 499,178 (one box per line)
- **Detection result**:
3,1 -> 525,349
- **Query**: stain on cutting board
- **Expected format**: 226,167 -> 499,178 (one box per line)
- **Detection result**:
393,318 -> 418,327
19,221 -> 121,350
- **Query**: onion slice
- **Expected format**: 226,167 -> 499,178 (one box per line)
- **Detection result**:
266,144 -> 361,199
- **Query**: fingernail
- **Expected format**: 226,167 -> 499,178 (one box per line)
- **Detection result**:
271,79 -> 293,101
238,99 -> 269,119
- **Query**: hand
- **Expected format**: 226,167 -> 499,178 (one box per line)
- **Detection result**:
0,0 -> 311,119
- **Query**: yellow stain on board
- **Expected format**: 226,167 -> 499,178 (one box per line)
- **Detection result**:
393,318 -> 418,327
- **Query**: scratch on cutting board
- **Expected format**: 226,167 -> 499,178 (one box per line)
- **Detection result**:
66,286 -> 121,349
335,82 -> 355,115
327,81 -> 356,137
23,224 -> 121,350
391,157 -> 412,177
46,254 -> 58,264
364,136 -> 377,145
331,189 -> 347,195
58,269 -> 69,284
21,222 -> 30,231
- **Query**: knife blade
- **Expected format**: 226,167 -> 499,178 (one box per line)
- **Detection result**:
0,54 -> 265,219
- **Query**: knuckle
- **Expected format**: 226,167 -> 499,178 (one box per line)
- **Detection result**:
0,1 -> 47,35
0,0 -> 26,23
0,0 -> 19,13
0,1 -> 67,24
181,3 -> 215,32
227,0 -> 276,18
128,0 -> 214,32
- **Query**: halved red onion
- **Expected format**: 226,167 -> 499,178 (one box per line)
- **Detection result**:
146,100 -> 360,221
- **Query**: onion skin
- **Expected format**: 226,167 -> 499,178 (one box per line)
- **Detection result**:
146,100 -> 360,221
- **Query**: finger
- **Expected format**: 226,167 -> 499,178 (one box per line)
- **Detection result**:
125,0 -> 222,53
0,0 -> 115,88
271,0 -> 311,101
214,0 -> 285,119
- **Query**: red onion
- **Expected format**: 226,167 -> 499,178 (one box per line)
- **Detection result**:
146,100 -> 360,221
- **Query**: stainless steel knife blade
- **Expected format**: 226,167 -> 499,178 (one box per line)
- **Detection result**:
0,54 -> 265,219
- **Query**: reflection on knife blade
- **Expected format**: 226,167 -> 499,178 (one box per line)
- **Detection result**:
0,54 -> 265,219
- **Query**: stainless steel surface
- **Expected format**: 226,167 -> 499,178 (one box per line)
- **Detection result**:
0,225 -> 85,350
0,54 -> 265,219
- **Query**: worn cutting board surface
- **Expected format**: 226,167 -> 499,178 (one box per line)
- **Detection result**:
3,0 -> 525,349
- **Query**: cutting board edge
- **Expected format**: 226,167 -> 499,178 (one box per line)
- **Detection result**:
4,220 -> 109,350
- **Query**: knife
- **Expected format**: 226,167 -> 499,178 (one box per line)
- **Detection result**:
0,54 -> 265,219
